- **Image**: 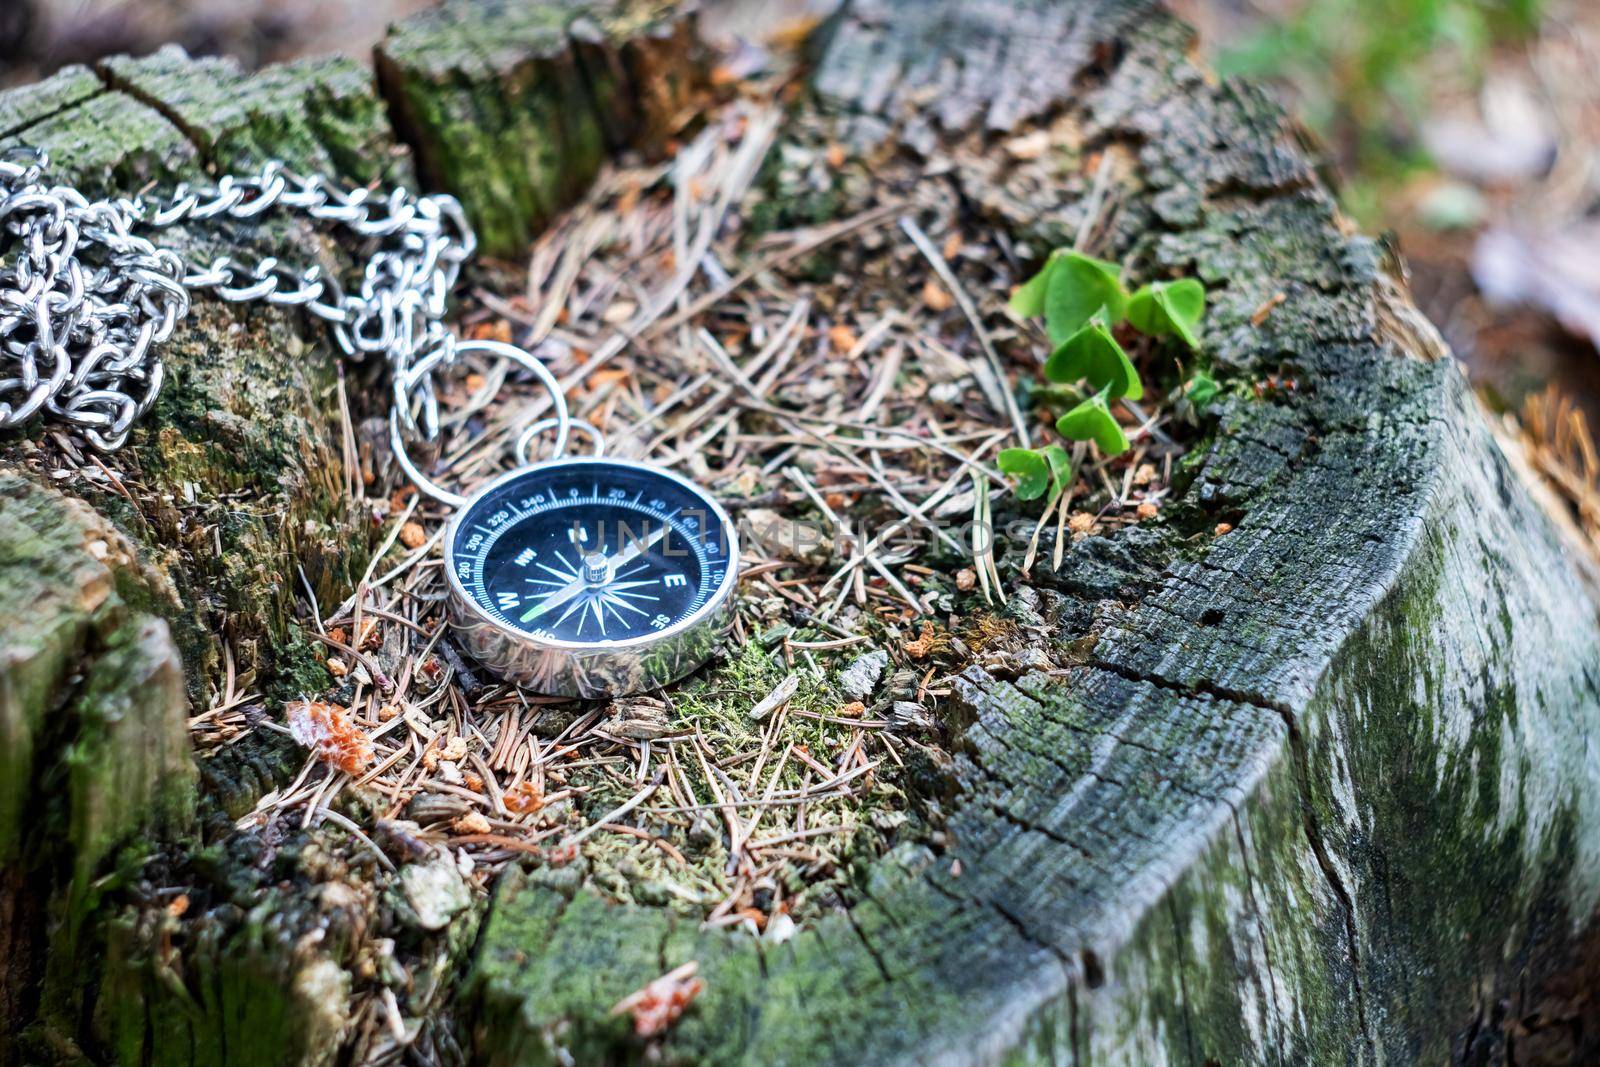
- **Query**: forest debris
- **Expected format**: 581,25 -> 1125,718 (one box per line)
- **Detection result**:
1005,129 -> 1052,160
454,811 -> 491,835
611,961 -> 704,1037
885,668 -> 921,702
749,673 -> 801,720
505,782 -> 545,814
838,649 -> 889,701
399,521 -> 427,549
764,911 -> 797,944
560,778 -> 661,848
408,793 -> 469,824
1518,385 -> 1600,560
286,700 -> 373,774
742,507 -> 832,565
888,701 -> 934,732
397,854 -> 471,931
1251,291 -> 1287,326
612,716 -> 678,740
902,214 -> 1027,442
901,622 -> 941,659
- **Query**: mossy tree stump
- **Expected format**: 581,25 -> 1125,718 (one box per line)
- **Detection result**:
3,1 -> 1600,1065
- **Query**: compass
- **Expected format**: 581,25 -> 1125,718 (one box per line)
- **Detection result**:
443,456 -> 739,697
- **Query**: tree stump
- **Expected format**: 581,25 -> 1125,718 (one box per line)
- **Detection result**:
3,1 -> 1600,1066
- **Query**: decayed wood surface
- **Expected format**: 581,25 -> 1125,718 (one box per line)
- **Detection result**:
2,1 -> 1599,1065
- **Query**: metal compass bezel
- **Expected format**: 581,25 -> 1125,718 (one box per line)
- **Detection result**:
442,456 -> 740,697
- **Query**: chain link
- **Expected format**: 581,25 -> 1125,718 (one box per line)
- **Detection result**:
0,148 -> 475,449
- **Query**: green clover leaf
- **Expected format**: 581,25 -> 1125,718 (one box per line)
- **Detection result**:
1044,252 -> 1127,345
1008,250 -> 1061,319
1056,388 -> 1130,456
1038,443 -> 1073,499
998,447 -> 1051,501
999,443 -> 1076,502
1127,277 -> 1205,349
1043,318 -> 1143,400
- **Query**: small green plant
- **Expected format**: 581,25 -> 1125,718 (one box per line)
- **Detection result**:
1001,251 -> 1206,501
1127,278 -> 1205,349
997,442 -> 1073,503
1182,371 -> 1220,410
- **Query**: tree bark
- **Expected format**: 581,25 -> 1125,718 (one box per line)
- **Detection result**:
1,1 -> 1598,1066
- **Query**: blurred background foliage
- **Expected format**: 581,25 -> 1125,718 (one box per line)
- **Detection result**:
1211,0 -> 1544,222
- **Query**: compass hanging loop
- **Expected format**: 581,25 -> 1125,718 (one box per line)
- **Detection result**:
390,338 -> 570,507
514,416 -> 605,467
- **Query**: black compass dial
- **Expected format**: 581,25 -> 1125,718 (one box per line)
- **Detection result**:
447,459 -> 734,645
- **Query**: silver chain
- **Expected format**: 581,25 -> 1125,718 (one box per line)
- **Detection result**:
0,147 -> 475,450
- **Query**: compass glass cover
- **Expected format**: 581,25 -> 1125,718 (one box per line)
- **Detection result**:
448,461 -> 733,645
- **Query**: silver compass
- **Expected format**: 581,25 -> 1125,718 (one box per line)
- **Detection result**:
442,456 -> 738,698
387,340 -> 740,698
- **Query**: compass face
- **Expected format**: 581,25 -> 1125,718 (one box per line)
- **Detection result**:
445,459 -> 736,647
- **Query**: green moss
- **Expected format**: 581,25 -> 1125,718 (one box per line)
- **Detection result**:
0,476 -> 198,1055
94,893 -> 351,1067
1289,466 -> 1600,1063
0,66 -> 103,135
0,473 -> 181,864
562,629 -> 914,916
43,621 -> 191,1020
746,136 -> 849,239
265,634 -> 333,705
61,621 -> 196,895
377,0 -> 614,256
101,47 -> 410,186
470,882 -> 668,1064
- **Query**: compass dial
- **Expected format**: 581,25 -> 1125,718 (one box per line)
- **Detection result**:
445,458 -> 735,648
